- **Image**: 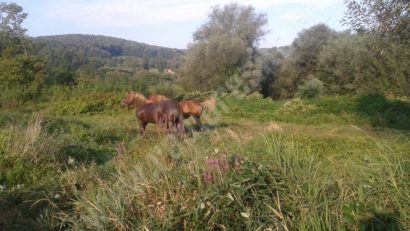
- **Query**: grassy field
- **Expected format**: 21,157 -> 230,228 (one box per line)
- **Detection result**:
0,92 -> 409,230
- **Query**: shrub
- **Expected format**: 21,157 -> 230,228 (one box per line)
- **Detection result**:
297,77 -> 324,99
51,92 -> 122,115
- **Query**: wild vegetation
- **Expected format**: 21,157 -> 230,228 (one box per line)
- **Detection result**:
0,1 -> 409,230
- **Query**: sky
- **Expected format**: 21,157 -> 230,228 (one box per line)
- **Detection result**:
7,0 -> 349,49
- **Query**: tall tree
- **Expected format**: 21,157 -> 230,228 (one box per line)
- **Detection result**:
272,24 -> 336,98
0,2 -> 28,55
316,34 -> 387,95
343,0 -> 410,96
0,2 -> 46,94
182,3 -> 267,91
343,0 -> 409,45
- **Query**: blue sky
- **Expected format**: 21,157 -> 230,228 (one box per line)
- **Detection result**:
8,0 -> 348,49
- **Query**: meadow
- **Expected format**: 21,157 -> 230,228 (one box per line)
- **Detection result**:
0,85 -> 409,231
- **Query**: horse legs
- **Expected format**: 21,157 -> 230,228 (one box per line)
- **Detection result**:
178,119 -> 185,136
193,115 -> 204,131
139,121 -> 147,136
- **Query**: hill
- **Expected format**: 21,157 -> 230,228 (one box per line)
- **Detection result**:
33,34 -> 185,71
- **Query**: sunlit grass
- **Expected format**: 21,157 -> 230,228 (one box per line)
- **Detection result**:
0,94 -> 409,230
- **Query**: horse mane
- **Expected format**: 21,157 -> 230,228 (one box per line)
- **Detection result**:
121,91 -> 153,108
148,93 -> 169,103
200,96 -> 216,112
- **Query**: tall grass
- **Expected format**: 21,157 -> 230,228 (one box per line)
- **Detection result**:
1,91 -> 409,230
52,128 -> 409,230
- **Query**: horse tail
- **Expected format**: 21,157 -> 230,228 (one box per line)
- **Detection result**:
200,96 -> 216,112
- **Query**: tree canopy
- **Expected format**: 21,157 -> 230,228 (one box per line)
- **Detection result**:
272,24 -> 336,98
182,3 -> 267,91
343,0 -> 409,45
0,2 -> 28,54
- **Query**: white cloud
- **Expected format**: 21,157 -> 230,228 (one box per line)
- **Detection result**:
44,0 -> 339,27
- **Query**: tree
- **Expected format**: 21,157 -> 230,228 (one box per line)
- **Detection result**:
316,34 -> 387,95
272,24 -> 336,98
343,0 -> 410,96
0,2 -> 28,55
343,0 -> 409,45
182,3 -> 267,91
0,2 -> 47,96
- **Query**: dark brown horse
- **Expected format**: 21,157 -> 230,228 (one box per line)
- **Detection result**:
148,93 -> 216,130
121,92 -> 184,136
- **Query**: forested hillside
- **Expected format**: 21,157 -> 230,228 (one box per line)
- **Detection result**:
33,34 -> 184,72
35,34 -> 183,59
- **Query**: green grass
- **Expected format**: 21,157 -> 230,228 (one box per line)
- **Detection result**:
0,92 -> 409,230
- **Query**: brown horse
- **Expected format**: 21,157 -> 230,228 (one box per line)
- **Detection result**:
148,93 -> 216,130
121,92 -> 184,136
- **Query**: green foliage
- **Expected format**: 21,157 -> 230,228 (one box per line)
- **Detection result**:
342,202 -> 401,231
179,161 -> 285,230
343,0 -> 409,45
342,1 -> 410,97
34,34 -> 184,73
0,2 -> 28,54
357,93 -> 410,129
1,93 -> 409,230
0,115 -> 62,187
296,76 -> 324,98
309,96 -> 358,114
148,83 -> 185,100
222,96 -> 361,125
275,98 -> 318,117
316,34 -> 395,95
183,35 -> 248,91
273,24 -> 336,98
0,54 -> 47,89
222,96 -> 281,122
50,92 -> 122,115
183,3 -> 267,92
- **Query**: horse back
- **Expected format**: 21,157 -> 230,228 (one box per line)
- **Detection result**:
180,100 -> 203,117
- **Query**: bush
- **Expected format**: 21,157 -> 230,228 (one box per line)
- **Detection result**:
297,77 -> 324,99
51,92 -> 122,115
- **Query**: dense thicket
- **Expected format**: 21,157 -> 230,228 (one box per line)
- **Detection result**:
269,0 -> 409,99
